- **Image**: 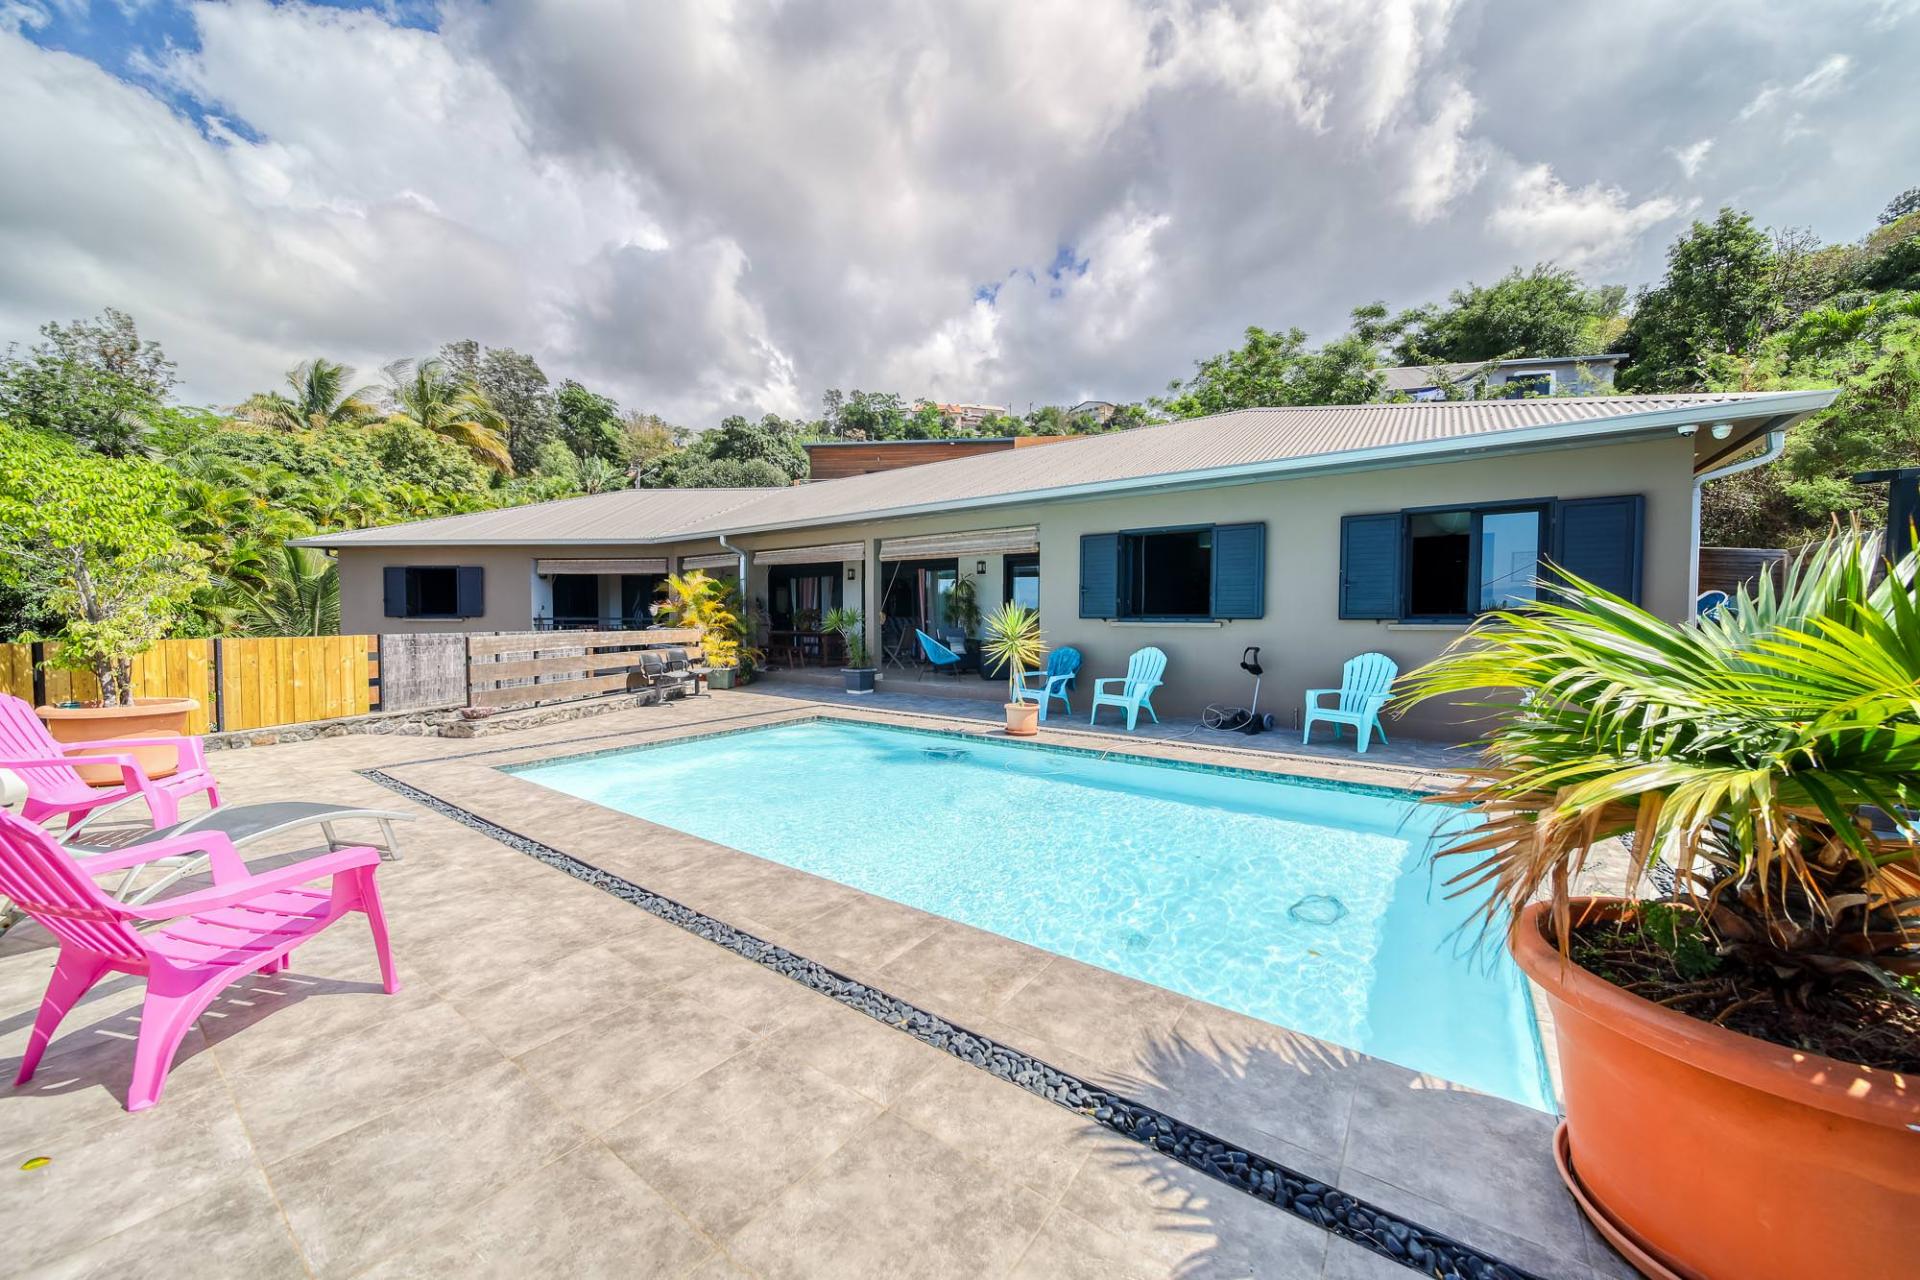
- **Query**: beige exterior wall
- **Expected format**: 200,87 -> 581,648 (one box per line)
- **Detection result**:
334,539 -> 735,636
332,434 -> 1695,741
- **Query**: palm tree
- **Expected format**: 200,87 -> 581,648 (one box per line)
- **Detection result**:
233,544 -> 341,636
574,454 -> 628,494
381,358 -> 513,474
240,358 -> 380,431
658,570 -> 749,669
1400,527 -> 1920,1016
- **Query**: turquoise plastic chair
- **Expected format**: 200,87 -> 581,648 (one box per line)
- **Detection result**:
1302,652 -> 1398,753
1012,647 -> 1081,722
1089,646 -> 1166,731
915,629 -> 965,678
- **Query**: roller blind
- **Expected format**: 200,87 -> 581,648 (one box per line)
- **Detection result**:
534,557 -> 667,575
678,553 -> 738,571
879,526 -> 1039,560
752,541 -> 865,566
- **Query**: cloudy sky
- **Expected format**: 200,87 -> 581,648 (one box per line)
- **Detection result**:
4,1 -> 1917,426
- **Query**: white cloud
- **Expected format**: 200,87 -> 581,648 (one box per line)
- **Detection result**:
1738,53 -> 1851,120
0,2 -> 1913,425
1668,138 -> 1713,179
1487,165 -> 1687,272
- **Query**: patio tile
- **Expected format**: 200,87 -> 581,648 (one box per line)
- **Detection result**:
267,1060 -> 586,1278
1006,1207 -> 1165,1280
682,1249 -> 759,1279
1320,1231 -> 1427,1279
1056,1133 -> 1329,1279
0,1019 -> 225,1161
446,943 -> 672,1058
221,999 -> 500,1163
664,952 -> 818,1036
992,954 -> 1191,1067
874,921 -> 1055,1022
774,890 -> 945,975
21,1168 -> 307,1280
516,984 -> 760,1134
359,1144 -> 710,1280
1330,1167 -> 1586,1280
601,1042 -> 881,1240
754,997 -> 941,1105
1339,1058 -> 1586,1263
603,915 -> 745,986
0,1084 -> 258,1272
726,1112 -> 1051,1280
890,1053 -> 1095,1196
193,954 -> 433,1076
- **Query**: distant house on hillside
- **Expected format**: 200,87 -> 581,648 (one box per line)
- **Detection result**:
1379,354 -> 1626,401
936,402 -> 1009,431
1070,400 -> 1121,424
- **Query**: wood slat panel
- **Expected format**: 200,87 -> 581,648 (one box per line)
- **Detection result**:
0,644 -> 34,701
467,628 -> 700,657
471,651 -> 681,683
468,672 -> 634,708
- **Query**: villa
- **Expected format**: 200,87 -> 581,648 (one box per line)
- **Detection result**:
304,390 -> 1834,740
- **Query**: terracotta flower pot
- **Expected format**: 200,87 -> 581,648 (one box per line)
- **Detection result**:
37,697 -> 199,785
1004,701 -> 1039,737
1512,898 -> 1919,1280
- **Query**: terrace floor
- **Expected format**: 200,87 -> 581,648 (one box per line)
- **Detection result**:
0,689 -> 1636,1279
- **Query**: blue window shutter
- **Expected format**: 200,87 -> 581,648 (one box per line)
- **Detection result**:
1553,495 -> 1644,603
1339,513 -> 1403,619
456,566 -> 485,618
383,567 -> 407,618
1079,533 -> 1119,619
1210,523 -> 1266,619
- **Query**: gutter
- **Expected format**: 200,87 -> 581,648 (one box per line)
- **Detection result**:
1689,417 -> 1791,600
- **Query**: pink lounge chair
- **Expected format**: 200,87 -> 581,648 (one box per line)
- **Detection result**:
0,694 -> 221,834
0,808 -> 397,1112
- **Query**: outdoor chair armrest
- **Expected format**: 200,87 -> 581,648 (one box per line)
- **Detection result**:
1302,688 -> 1339,707
76,830 -> 246,879
1042,672 -> 1075,693
0,753 -> 145,791
64,735 -> 207,772
1091,677 -> 1129,694
120,846 -> 381,920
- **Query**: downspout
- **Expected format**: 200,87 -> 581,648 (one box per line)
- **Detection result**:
1689,420 -> 1789,601
718,533 -> 749,649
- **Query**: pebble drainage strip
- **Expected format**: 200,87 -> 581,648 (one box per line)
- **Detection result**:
363,766 -> 1542,1280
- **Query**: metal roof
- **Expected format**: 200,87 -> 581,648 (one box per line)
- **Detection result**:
299,391 -> 1833,548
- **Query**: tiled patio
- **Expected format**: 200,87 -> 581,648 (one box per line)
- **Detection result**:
0,689 -> 1635,1279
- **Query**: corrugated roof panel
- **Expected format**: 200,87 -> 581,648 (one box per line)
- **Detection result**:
299,392 -> 1825,548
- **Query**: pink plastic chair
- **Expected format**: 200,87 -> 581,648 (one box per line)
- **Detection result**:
1,807 -> 397,1111
0,694 -> 221,833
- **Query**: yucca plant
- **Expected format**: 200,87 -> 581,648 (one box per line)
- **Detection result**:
821,606 -> 870,668
1401,526 -> 1920,1056
980,602 -> 1044,704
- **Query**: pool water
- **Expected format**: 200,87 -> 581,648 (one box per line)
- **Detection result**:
513,720 -> 1552,1110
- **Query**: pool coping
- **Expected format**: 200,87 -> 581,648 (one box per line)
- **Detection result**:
361,759 -> 1548,1280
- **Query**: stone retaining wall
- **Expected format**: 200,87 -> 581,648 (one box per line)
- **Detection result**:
205,682 -> 691,750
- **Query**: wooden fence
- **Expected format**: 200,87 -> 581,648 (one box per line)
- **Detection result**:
4,627 -> 704,730
468,628 -> 703,709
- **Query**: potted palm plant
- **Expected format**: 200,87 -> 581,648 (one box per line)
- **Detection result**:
981,602 -> 1044,736
1401,528 -> 1919,1280
822,607 -> 876,693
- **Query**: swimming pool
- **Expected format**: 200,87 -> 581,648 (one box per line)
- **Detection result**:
513,720 -> 1551,1110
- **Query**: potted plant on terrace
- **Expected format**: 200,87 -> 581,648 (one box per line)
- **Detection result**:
0,426 -> 207,775
822,606 -> 876,693
1401,528 -> 1919,1280
981,602 -> 1045,736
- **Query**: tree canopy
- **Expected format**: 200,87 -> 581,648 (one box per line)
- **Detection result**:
1392,265 -> 1626,364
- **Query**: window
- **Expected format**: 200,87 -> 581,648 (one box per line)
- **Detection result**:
383,565 -> 484,619
1498,370 -> 1553,398
1125,528 -> 1212,618
1079,524 -> 1264,620
1004,554 -> 1040,611
1340,496 -> 1642,622
1404,504 -> 1545,620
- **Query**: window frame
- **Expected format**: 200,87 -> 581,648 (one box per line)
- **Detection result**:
1398,497 -> 1552,624
1003,553 -> 1041,613
1117,524 -> 1215,622
1497,369 -> 1555,398
403,566 -> 462,620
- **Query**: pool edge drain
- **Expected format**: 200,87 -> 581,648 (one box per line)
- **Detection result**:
362,764 -> 1544,1280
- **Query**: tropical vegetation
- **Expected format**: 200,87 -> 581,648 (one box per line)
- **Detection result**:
980,602 -> 1045,705
1402,527 -> 1920,1068
821,607 -> 871,670
658,570 -> 751,672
